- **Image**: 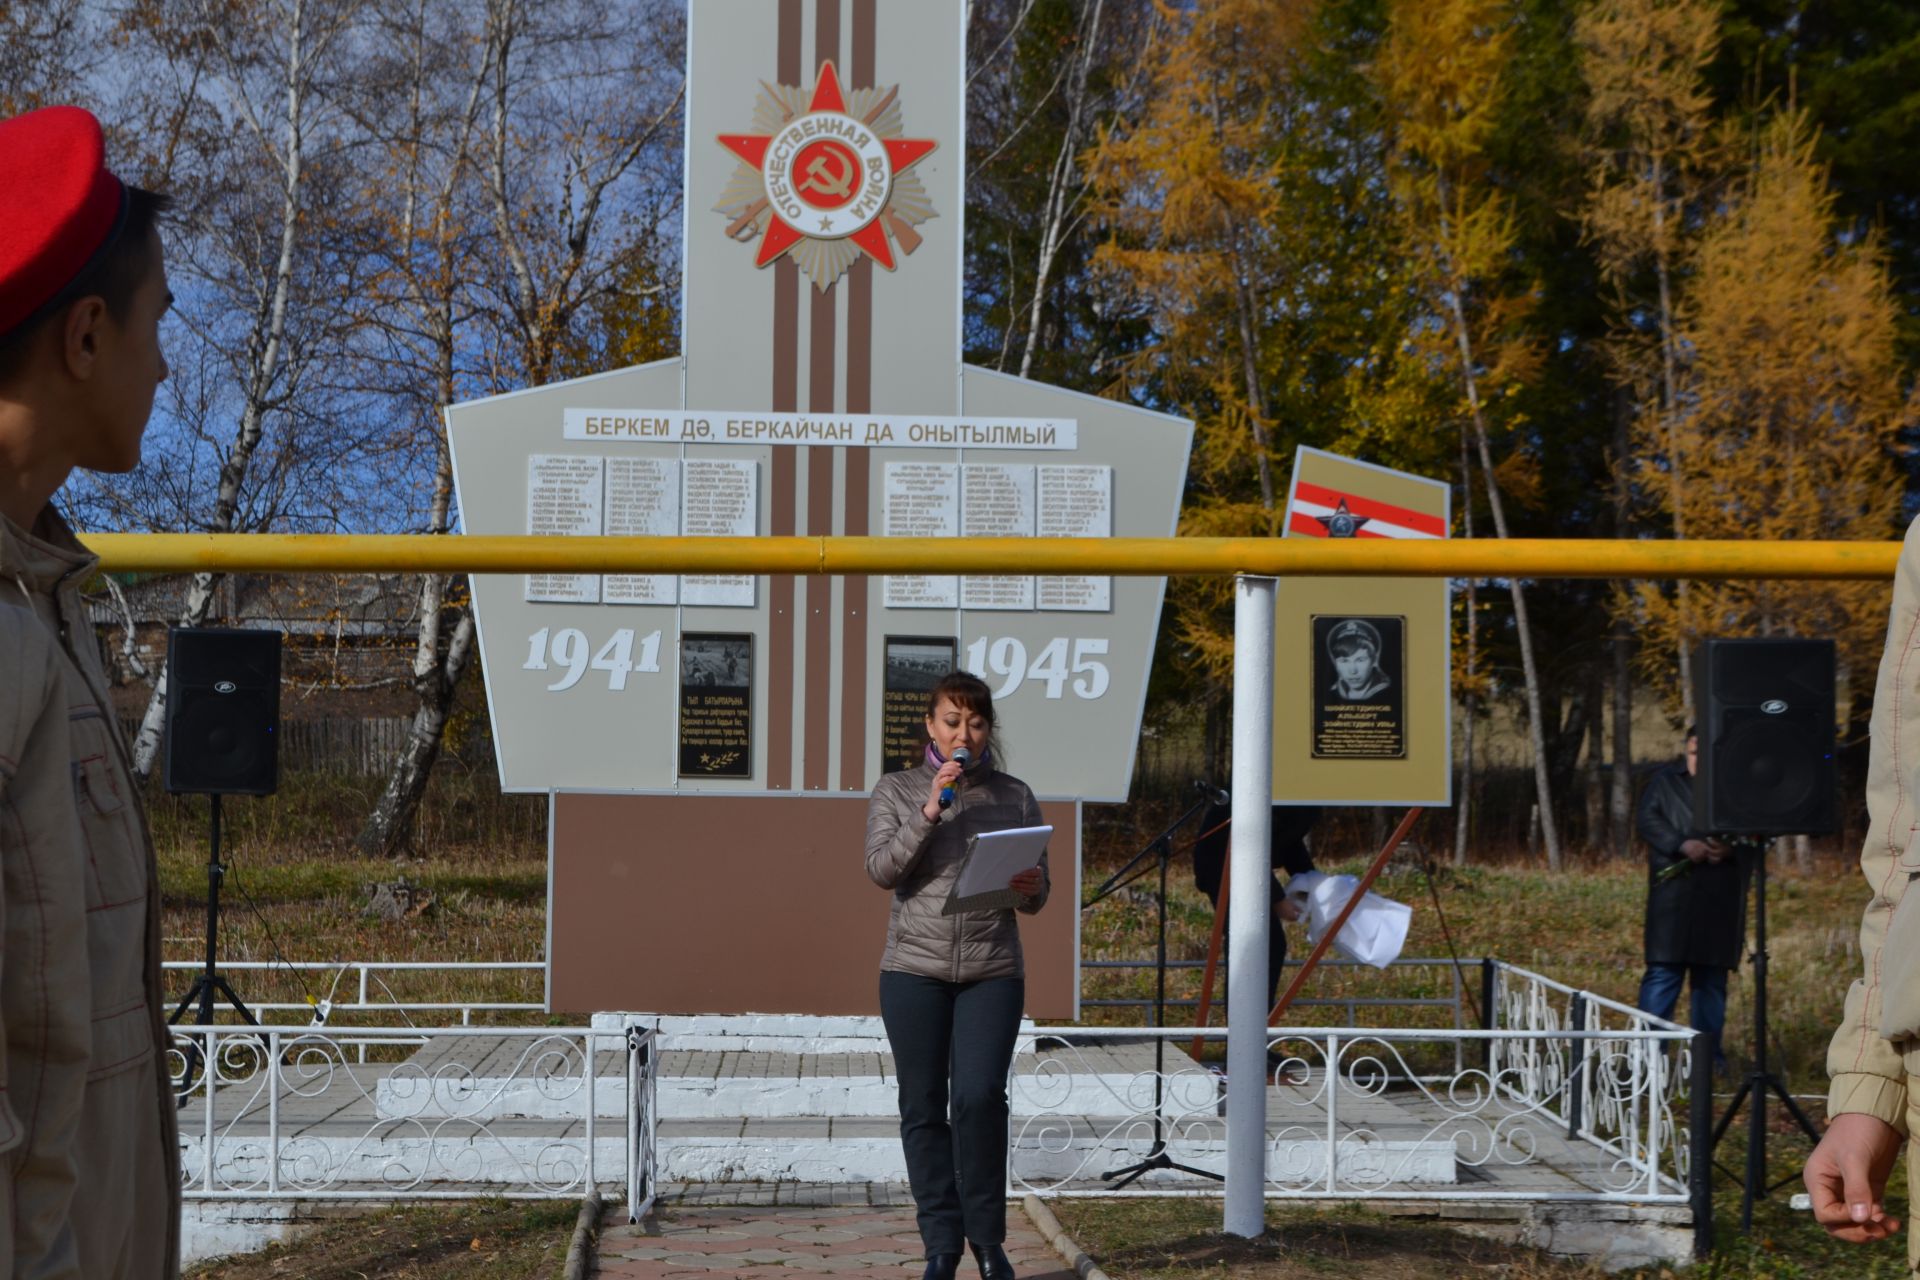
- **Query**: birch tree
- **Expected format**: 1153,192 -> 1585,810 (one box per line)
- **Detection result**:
965,0 -> 1153,392
0,2 -> 96,116
1011,0 -> 1105,380
342,2 -> 494,857
105,0 -> 364,782
356,0 -> 684,856
473,0 -> 685,388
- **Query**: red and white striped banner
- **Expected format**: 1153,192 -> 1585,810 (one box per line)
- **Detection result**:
1286,479 -> 1448,540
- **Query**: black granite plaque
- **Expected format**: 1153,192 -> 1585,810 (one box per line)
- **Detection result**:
1311,614 -> 1407,760
678,632 -> 753,778
881,636 -> 957,774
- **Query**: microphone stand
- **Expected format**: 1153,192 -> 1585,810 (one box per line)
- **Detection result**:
1082,788 -> 1224,1188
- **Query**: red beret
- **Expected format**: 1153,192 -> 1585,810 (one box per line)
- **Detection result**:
0,106 -> 126,338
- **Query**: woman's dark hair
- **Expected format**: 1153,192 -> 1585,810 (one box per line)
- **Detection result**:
0,186 -> 171,383
925,670 -> 1004,763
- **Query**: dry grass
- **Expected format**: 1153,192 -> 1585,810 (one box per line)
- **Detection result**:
1049,1198 -> 1609,1278
152,772 -> 551,1025
1078,797 -> 1868,1092
185,1200 -> 577,1279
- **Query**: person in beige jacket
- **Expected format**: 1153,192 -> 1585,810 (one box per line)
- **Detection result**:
0,106 -> 181,1278
1805,511 -> 1920,1273
866,671 -> 1048,1280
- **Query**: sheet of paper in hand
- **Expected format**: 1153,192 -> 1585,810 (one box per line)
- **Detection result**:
943,825 -> 1052,915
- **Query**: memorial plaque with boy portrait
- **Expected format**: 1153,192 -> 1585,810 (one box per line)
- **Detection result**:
1310,614 -> 1406,760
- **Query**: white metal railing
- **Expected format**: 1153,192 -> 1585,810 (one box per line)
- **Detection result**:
168,1023 -> 652,1202
627,1025 -> 659,1223
1081,955 -> 1478,1075
162,960 -> 544,1028
1008,1002 -> 1695,1203
1488,962 -> 1694,1196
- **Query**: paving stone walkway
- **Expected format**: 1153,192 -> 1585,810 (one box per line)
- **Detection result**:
594,1192 -> 1074,1278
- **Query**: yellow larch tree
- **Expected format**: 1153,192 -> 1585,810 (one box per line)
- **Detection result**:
1575,0 -> 1720,714
1083,0 -> 1314,707
1376,0 -> 1566,867
1630,112 -> 1910,706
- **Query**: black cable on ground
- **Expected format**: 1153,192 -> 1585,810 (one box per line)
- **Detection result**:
1419,850 -> 1481,1028
224,858 -> 319,1012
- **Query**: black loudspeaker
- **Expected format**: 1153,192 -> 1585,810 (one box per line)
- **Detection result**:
1691,637 -> 1836,835
164,628 -> 281,795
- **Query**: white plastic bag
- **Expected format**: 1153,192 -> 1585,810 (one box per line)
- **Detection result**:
1284,871 -> 1412,969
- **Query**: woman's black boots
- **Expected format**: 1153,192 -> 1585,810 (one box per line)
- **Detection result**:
921,1254 -> 960,1280
969,1241 -> 1016,1279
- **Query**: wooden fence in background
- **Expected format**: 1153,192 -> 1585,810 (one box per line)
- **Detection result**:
123,716 -> 411,777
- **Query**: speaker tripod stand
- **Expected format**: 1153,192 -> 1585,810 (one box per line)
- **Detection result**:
1082,791 -> 1224,1189
1707,842 -> 1822,1229
168,795 -> 258,1095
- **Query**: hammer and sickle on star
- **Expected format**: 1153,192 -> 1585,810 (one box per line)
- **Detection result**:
799,149 -> 855,200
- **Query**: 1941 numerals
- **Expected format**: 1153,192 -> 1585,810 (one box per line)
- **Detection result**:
523,627 -> 662,692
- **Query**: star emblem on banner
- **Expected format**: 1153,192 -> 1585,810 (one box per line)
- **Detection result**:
1313,499 -> 1371,538
715,61 -> 938,289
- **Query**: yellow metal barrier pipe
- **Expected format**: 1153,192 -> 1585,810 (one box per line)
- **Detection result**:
78,533 -> 1901,579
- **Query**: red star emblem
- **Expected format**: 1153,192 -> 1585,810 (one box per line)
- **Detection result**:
717,61 -> 936,271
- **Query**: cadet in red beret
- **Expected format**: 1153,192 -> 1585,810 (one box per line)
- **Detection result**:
0,105 -> 181,1279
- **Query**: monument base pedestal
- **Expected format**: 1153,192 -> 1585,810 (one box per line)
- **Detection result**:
549,792 -> 1079,1017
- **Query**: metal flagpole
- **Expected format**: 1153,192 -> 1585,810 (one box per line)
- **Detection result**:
1225,574 -> 1276,1238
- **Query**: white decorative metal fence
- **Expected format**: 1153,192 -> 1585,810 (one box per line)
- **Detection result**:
1009,964 -> 1700,1212
169,1023 -> 654,1208
162,960 -> 545,1035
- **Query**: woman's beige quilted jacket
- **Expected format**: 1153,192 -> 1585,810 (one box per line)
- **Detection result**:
865,757 -> 1050,982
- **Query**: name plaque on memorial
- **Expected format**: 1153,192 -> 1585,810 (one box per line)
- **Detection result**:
1310,614 -> 1408,760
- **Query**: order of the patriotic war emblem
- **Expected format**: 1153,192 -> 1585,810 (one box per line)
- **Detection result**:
1313,498 -> 1370,539
716,62 -> 937,291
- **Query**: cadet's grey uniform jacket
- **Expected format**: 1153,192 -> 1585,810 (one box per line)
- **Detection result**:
0,509 -> 179,1279
865,758 -> 1050,982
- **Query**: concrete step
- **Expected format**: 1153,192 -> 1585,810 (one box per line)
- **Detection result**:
373,1036 -> 1215,1122
186,1116 -> 1457,1188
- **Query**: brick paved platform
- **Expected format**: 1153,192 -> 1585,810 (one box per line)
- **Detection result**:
593,1193 -> 1074,1277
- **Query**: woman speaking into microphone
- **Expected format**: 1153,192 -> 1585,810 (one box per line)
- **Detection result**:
866,671 -> 1050,1280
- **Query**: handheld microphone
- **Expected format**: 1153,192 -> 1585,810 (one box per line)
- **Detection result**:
940,747 -> 971,809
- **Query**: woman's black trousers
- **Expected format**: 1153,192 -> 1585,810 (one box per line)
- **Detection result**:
878,970 -> 1025,1257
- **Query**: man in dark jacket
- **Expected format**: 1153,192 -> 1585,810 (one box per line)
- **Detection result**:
1636,727 -> 1754,1071
1192,803 -> 1319,1010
